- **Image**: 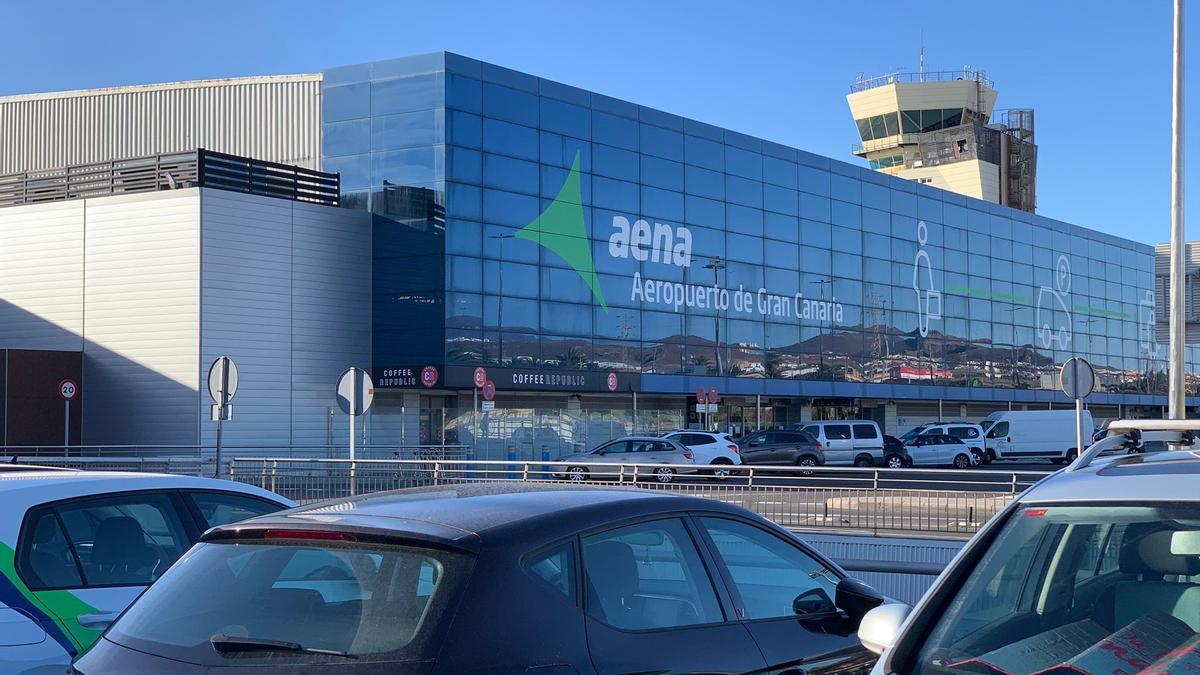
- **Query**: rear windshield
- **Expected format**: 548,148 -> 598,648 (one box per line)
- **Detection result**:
907,504 -> 1200,674
106,540 -> 470,665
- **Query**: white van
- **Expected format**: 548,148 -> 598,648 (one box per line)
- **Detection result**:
979,409 -> 1094,464
793,420 -> 885,466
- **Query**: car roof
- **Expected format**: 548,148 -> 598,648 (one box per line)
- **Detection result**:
209,483 -> 753,552
0,471 -> 289,508
1021,450 -> 1200,503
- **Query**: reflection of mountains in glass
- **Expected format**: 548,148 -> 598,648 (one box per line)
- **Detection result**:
374,182 -> 445,230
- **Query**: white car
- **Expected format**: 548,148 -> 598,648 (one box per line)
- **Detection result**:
859,419 -> 1200,674
659,430 -> 742,477
900,422 -> 986,465
904,433 -> 976,469
0,470 -> 291,674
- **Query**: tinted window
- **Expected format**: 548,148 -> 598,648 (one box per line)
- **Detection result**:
949,427 -> 980,439
108,542 -> 467,664
852,424 -> 879,440
825,425 -> 852,440
988,421 -> 1010,438
18,510 -> 83,589
188,492 -> 284,529
527,542 -> 576,601
600,441 -> 630,454
700,518 -> 838,620
50,492 -> 190,588
582,519 -> 723,630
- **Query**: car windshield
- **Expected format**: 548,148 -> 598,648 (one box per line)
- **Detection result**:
910,503 -> 1200,674
106,540 -> 470,665
899,427 -> 928,443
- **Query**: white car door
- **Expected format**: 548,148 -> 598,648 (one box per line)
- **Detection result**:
820,424 -> 855,465
986,421 -> 1012,459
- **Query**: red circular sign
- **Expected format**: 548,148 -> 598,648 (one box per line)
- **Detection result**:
707,387 -> 719,404
482,380 -> 496,401
473,367 -> 488,388
420,366 -> 439,388
58,379 -> 79,401
606,373 -> 618,392
695,387 -> 706,404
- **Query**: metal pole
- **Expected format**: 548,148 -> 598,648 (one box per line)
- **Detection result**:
214,415 -> 223,478
1075,397 -> 1084,459
63,400 -> 69,456
1170,0 -> 1187,418
473,386 -> 478,458
350,377 -> 357,496
632,390 -> 638,434
756,394 -> 762,431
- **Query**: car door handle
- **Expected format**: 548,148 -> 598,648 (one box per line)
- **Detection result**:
78,612 -> 120,629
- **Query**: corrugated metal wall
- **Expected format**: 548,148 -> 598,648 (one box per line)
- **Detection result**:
0,75 -> 322,175
0,200 -> 86,351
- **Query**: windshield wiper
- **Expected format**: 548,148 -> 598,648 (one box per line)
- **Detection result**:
210,634 -> 356,659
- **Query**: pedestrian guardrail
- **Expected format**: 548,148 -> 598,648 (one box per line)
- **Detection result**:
226,457 -> 1049,537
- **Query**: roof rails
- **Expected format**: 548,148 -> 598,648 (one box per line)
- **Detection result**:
1069,419 -> 1200,471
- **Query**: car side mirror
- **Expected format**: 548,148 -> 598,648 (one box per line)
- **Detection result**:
748,440 -> 760,447
792,588 -> 836,615
836,577 -> 885,624
858,602 -> 912,656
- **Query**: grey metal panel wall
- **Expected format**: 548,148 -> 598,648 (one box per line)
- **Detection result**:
0,200 -> 85,351
83,190 -> 202,445
0,75 -> 322,174
198,190 -> 371,452
802,532 -> 964,605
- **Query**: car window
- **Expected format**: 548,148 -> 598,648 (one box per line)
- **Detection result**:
18,510 -> 83,589
700,518 -> 838,620
780,432 -> 807,444
852,424 -> 879,440
825,425 -> 852,440
526,542 -> 576,601
582,518 -> 723,631
799,425 -> 818,437
601,441 -> 629,454
107,541 -> 468,665
950,427 -> 980,439
45,492 -> 190,588
188,491 -> 284,529
910,505 -> 1200,675
988,421 -> 1010,438
649,441 -> 675,453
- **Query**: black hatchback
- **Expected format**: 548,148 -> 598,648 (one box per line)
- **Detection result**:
74,484 -> 884,674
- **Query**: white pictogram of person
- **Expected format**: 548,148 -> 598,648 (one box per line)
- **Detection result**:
1036,255 -> 1073,349
913,221 -> 941,338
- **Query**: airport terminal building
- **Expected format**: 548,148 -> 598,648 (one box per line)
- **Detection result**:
0,52 -> 1190,458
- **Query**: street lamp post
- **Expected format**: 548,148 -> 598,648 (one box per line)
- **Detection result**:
705,257 -> 726,376
1169,0 -> 1187,418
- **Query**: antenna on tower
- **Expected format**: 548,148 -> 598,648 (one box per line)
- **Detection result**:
919,31 -> 925,81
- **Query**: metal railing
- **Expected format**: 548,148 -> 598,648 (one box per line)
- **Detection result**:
0,149 -> 340,208
227,457 -> 1046,537
850,69 -> 992,93
0,444 -> 469,459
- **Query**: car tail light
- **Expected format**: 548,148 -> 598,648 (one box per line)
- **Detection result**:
815,442 -> 823,450
683,451 -> 694,460
264,529 -> 357,542
728,444 -> 739,454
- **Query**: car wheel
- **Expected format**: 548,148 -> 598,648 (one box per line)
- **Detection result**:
567,466 -> 588,482
796,456 -> 817,476
655,466 -> 675,483
1065,449 -> 1079,464
970,449 -> 984,465
709,459 -> 733,480
853,455 -> 874,468
953,454 -> 971,469
984,449 -> 995,465
885,454 -> 905,469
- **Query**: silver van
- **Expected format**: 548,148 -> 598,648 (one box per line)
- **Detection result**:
793,420 -> 885,466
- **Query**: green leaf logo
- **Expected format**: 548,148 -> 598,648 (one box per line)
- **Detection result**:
515,151 -> 608,311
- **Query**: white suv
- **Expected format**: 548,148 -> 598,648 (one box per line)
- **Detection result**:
859,420 -> 1200,674
660,430 -> 742,477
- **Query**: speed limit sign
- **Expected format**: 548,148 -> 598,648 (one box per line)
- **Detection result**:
58,379 -> 78,401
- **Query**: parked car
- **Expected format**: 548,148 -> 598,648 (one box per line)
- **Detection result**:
858,420 -> 1200,674
899,422 -> 986,465
793,421 -> 885,466
979,409 -> 1095,464
0,471 -> 291,674
658,430 -> 742,478
74,483 -> 884,674
738,430 -> 825,469
904,434 -> 976,468
554,436 -> 694,483
882,435 -> 911,468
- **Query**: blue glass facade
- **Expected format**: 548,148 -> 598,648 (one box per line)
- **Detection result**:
322,52 -> 1191,449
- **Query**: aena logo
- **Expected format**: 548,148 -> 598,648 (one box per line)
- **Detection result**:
607,217 -> 692,268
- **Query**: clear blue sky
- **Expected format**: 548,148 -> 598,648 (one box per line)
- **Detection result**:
0,0 -> 1188,244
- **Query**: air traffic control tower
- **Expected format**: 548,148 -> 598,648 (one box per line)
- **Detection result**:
848,68 -> 1037,212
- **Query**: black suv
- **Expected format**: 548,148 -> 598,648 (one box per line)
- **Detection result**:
738,430 -> 825,468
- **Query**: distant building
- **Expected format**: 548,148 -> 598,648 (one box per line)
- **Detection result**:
1154,243 -> 1200,344
848,69 -> 1037,212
